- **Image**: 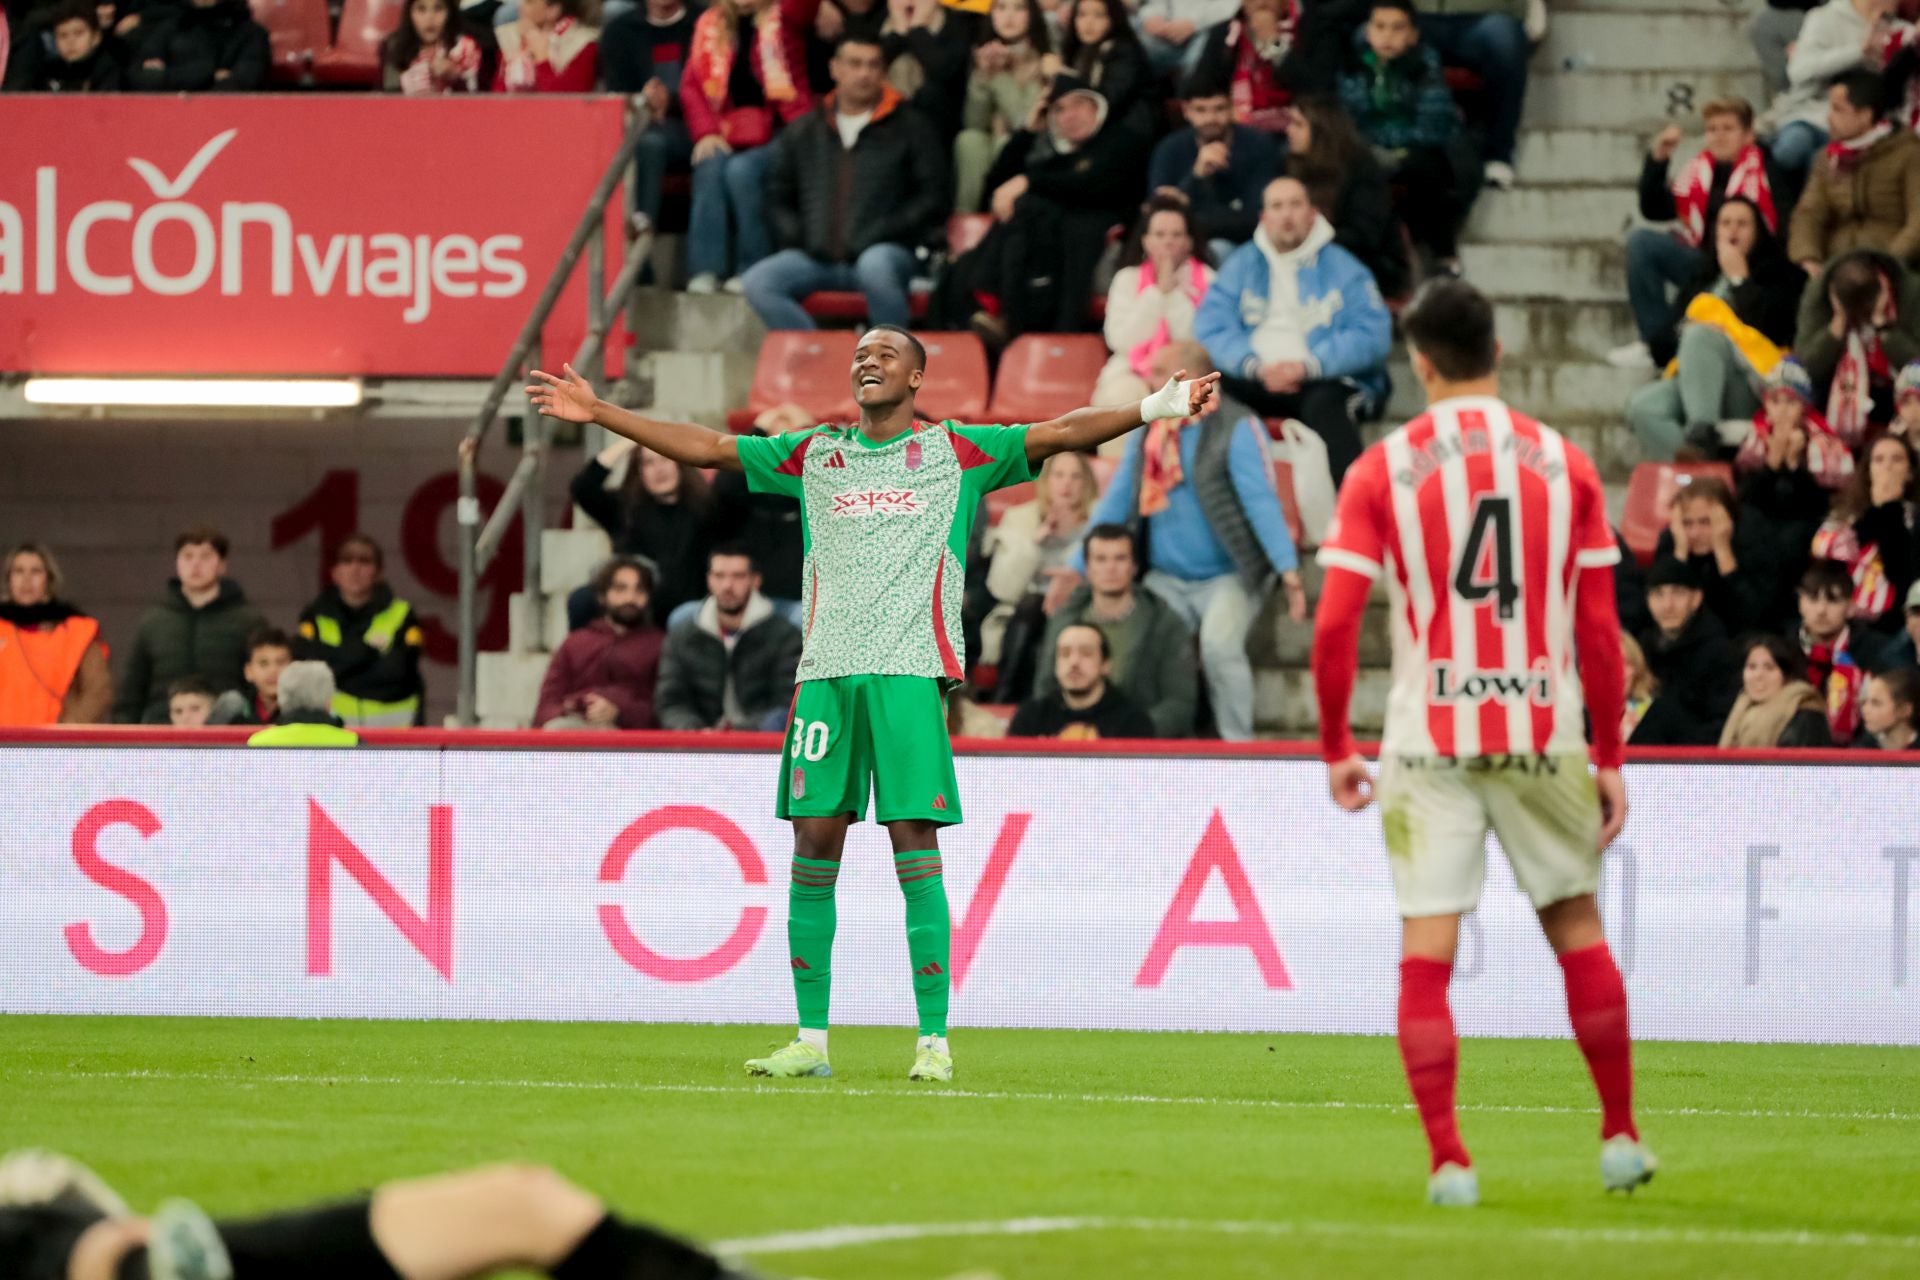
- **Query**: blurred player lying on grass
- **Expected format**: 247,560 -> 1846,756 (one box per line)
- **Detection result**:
0,1150 -> 754,1280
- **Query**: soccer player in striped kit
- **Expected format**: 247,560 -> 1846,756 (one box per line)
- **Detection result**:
1310,280 -> 1657,1206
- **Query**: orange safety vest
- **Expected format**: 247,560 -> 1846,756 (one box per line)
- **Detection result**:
0,615 -> 101,726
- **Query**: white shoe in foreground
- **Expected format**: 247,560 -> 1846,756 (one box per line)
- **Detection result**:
1483,160 -> 1516,190
1606,340 -> 1655,370
686,273 -> 719,295
1427,1162 -> 1479,1207
0,1149 -> 132,1218
149,1198 -> 234,1280
908,1045 -> 954,1082
1601,1135 -> 1658,1193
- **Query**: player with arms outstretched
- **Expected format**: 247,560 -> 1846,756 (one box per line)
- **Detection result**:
528,326 -> 1217,1083
1309,282 -> 1656,1206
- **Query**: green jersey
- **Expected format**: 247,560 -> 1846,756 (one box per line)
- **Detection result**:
738,419 -> 1034,684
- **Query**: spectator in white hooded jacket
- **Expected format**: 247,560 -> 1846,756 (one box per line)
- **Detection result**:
1763,0 -> 1888,212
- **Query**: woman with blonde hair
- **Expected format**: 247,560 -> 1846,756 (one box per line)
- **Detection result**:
979,449 -> 1100,700
1620,629 -> 1656,743
0,542 -> 113,726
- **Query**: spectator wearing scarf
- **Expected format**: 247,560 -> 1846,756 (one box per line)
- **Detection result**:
1095,198 -> 1215,411
1614,97 -> 1776,370
1787,71 -> 1920,274
1792,558 -> 1892,740
1795,249 -> 1920,445
1812,433 -> 1920,627
1190,0 -> 1303,136
1736,358 -> 1855,488
492,0 -> 597,89
1718,633 -> 1834,747
681,0 -> 816,289
1072,342 -> 1303,741
1626,196 -> 1805,460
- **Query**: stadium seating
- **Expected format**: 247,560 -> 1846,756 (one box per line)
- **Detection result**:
913,333 -> 990,423
1621,461 -> 1736,566
986,334 -> 1108,426
798,216 -> 996,324
312,0 -> 404,86
727,331 -> 860,431
250,0 -> 330,83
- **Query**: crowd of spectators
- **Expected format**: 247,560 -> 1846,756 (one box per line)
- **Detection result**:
1599,0 -> 1920,750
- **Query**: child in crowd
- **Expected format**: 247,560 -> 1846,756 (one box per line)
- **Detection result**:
1856,667 -> 1919,749
167,677 -> 216,728
1736,358 -> 1853,489
383,0 -> 484,93
30,0 -> 123,90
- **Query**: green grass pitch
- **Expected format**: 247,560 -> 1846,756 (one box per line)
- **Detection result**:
3,1017 -> 1916,1278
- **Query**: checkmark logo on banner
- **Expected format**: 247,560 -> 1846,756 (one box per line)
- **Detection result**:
126,129 -> 239,198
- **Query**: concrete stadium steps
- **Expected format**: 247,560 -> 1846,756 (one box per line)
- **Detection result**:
1514,128 -> 1649,185
1257,668 -> 1390,739
1537,8 -> 1755,72
1523,67 -> 1765,130
1461,242 -> 1625,300
1467,184 -> 1636,243
1494,298 -> 1637,362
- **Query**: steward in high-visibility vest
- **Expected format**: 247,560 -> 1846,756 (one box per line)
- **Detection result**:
294,536 -> 425,728
248,717 -> 361,748
1,544 -> 114,726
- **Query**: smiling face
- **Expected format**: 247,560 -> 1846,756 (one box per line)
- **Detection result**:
849,329 -> 924,411
1743,644 -> 1785,703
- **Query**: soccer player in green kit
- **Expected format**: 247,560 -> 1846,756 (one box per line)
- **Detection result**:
527,327 -> 1218,1082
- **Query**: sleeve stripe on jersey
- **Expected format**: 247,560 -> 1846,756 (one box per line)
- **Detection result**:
1316,547 -> 1383,579
945,428 -> 1000,471
1574,546 -> 1623,567
773,432 -> 818,476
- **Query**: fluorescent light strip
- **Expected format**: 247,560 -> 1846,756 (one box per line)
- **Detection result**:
23,378 -> 363,409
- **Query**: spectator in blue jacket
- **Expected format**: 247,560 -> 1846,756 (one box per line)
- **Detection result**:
1338,0 -> 1469,274
1069,341 -> 1305,741
1193,175 -> 1393,485
602,0 -> 701,233
1146,68 -> 1280,260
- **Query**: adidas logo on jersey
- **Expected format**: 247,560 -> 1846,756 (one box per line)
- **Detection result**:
822,452 -> 847,469
830,490 -> 923,517
931,794 -> 947,811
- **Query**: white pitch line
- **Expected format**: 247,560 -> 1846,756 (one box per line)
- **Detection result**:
713,1215 -> 1920,1257
14,1067 -> 1919,1125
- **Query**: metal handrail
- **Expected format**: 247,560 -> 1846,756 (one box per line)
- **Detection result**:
455,102 -> 656,727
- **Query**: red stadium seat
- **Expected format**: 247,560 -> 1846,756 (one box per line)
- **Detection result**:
947,213 -> 992,258
726,331 -> 860,431
312,0 -> 405,85
250,0 -> 330,82
799,292 -> 932,323
914,332 -> 990,422
1621,461 -> 1735,566
987,334 -> 1108,425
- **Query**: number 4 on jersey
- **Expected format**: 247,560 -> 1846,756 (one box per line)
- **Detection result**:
1452,495 -> 1520,621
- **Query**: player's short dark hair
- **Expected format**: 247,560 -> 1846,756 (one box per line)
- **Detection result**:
1736,632 -> 1808,685
1798,558 -> 1853,601
594,554 -> 656,598
1083,523 -> 1135,557
167,675 -> 216,701
49,0 -> 100,31
1400,279 -> 1497,381
708,544 -> 759,573
174,524 -> 230,558
862,324 -> 927,372
1058,621 -> 1112,661
246,626 -> 293,659
1833,69 -> 1886,119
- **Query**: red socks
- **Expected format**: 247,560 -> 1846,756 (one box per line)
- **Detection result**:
1559,942 -> 1639,1141
1397,957 -> 1470,1171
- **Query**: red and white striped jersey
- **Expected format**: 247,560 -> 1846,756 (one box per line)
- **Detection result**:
1316,396 -> 1620,758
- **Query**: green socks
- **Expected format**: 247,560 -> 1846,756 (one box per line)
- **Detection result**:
787,850 -> 952,1040
788,856 -> 839,1032
895,850 -> 951,1037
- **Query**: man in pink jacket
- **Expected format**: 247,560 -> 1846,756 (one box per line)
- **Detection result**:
536,555 -> 665,729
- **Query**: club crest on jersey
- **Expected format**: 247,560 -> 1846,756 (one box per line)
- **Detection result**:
1428,661 -> 1553,706
830,489 -> 923,517
906,439 -> 923,470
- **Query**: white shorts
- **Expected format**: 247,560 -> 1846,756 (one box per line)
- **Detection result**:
1375,753 -> 1602,918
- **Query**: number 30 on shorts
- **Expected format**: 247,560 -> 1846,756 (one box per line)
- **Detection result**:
789,718 -> 831,761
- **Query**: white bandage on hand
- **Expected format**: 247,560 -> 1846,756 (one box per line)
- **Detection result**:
1139,376 -> 1192,423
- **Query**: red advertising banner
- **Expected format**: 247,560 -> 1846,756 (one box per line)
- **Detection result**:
0,95 -> 628,377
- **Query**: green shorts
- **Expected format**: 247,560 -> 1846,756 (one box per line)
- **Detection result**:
777,675 -> 962,825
